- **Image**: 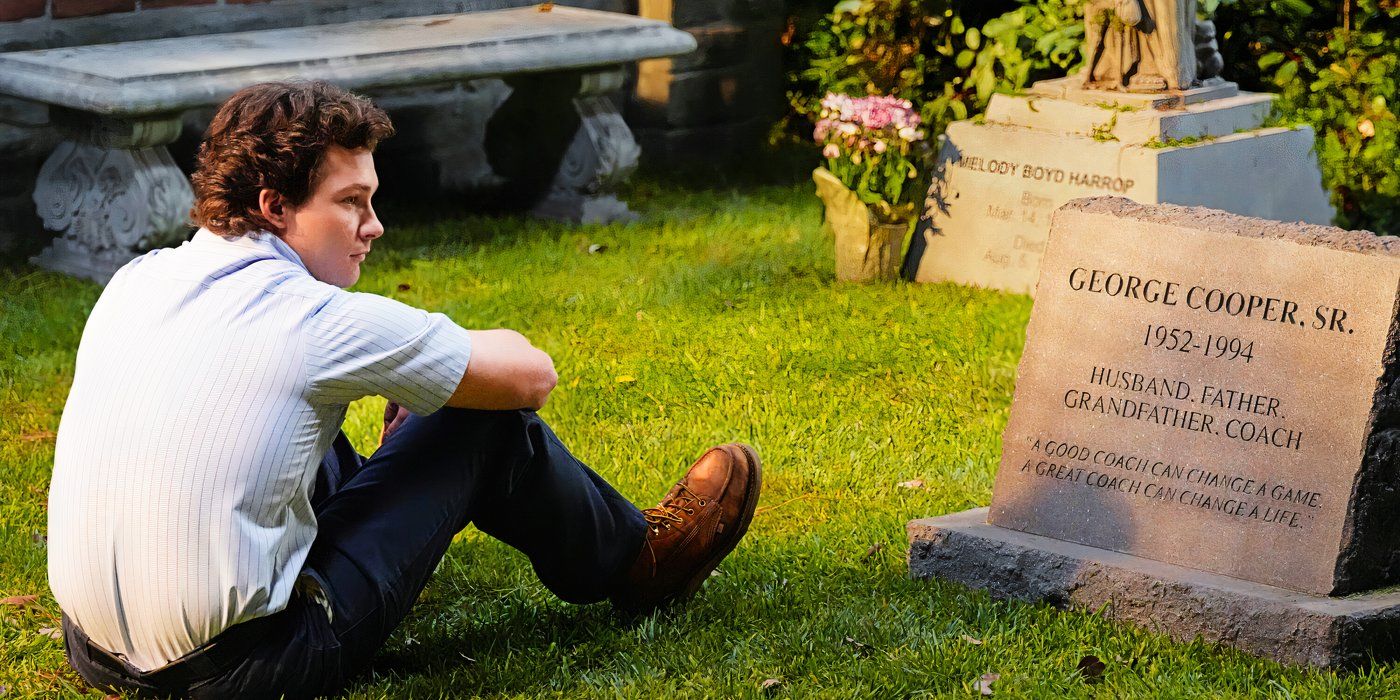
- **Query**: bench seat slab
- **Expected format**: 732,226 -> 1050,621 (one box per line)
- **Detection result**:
3,6 -> 696,283
0,7 -> 695,116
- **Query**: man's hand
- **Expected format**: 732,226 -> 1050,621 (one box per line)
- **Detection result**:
381,401 -> 410,445
444,329 -> 557,411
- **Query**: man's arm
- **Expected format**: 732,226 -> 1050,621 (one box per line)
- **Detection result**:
444,329 -> 558,410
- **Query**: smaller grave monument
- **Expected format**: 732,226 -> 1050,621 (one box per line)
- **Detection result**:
905,2 -> 1333,294
908,198 -> 1400,668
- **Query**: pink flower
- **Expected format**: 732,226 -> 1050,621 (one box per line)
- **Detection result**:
872,140 -> 887,153
822,143 -> 840,158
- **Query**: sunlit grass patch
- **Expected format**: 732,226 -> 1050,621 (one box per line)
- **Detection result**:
1,182 -> 1393,697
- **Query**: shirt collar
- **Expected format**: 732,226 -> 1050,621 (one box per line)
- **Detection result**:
191,228 -> 309,273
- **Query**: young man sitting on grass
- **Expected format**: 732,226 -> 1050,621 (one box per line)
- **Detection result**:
47,81 -> 762,699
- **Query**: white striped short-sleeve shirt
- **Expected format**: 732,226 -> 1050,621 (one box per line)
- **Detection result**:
47,229 -> 472,671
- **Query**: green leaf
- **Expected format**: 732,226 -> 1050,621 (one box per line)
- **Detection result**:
1271,0 -> 1312,17
833,0 -> 862,15
1258,51 -> 1286,69
1275,60 -> 1298,85
965,27 -> 981,51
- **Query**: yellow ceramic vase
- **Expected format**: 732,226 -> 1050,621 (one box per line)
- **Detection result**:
812,167 -> 908,282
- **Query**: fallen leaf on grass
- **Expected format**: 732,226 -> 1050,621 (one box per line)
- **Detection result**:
587,243 -> 607,254
960,634 -> 983,645
897,479 -> 925,489
396,283 -> 411,291
862,543 -> 883,561
614,375 -> 636,383
37,627 -> 62,640
974,672 -> 1000,695
1,595 -> 39,607
709,568 -> 724,577
759,678 -> 782,692
842,636 -> 872,656
18,431 -> 56,442
1077,654 -> 1106,683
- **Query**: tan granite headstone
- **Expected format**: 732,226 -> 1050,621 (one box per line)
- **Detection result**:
906,85 -> 1334,295
988,198 -> 1400,596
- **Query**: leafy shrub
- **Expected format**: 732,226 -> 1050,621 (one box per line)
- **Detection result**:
1213,0 -> 1400,233
962,0 -> 1082,101
784,1 -> 1014,152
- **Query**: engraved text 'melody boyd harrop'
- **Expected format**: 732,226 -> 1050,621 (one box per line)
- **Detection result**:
901,0 -> 1333,294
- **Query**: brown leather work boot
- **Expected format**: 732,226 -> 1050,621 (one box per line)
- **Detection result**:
610,443 -> 762,614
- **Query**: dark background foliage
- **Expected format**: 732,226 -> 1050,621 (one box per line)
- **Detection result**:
782,0 -> 1400,234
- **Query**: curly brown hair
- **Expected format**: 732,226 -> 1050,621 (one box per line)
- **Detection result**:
191,81 -> 395,237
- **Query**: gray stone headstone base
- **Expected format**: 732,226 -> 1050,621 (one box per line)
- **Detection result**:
908,508 -> 1400,668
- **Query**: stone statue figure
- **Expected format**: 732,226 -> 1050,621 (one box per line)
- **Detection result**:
1083,0 -> 1198,91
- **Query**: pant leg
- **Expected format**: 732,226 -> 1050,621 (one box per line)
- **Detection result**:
182,408 -> 644,699
303,407 -> 646,667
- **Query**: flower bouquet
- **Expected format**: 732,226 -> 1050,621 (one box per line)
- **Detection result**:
812,93 -> 928,281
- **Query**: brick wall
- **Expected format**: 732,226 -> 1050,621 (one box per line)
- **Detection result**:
631,0 -> 787,164
0,0 -> 261,24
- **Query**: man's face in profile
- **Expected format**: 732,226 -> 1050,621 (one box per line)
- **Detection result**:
278,145 -> 384,287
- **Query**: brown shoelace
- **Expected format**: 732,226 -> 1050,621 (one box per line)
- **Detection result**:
641,483 -> 707,532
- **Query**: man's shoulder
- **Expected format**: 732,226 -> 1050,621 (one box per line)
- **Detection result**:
115,235 -> 334,303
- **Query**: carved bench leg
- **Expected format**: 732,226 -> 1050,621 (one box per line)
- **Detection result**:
486,69 -> 641,224
30,112 -> 192,284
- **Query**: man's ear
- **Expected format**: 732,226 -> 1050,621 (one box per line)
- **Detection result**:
258,189 -> 289,234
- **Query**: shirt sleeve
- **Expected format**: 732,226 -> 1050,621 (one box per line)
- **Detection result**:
301,290 -> 472,415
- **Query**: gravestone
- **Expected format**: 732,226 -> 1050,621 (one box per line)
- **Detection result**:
908,198 -> 1400,668
904,3 -> 1333,294
904,85 -> 1333,294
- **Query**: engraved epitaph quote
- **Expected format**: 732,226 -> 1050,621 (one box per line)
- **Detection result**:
989,205 -> 1400,595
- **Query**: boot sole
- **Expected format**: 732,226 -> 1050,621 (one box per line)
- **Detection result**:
672,442 -> 763,604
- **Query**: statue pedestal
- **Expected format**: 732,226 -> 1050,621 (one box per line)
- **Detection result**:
1030,75 -> 1240,108
906,85 -> 1335,294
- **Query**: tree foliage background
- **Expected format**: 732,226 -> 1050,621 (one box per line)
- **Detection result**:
784,0 -> 1400,234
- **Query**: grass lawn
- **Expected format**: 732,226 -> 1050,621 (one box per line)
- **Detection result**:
1,180 -> 1396,698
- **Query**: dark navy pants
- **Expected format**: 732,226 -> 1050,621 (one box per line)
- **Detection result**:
64,408 -> 648,699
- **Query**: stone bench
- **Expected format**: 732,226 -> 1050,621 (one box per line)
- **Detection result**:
0,6 -> 695,282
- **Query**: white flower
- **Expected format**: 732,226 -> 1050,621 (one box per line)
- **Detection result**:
822,143 -> 841,158
898,126 -> 918,141
872,140 -> 887,153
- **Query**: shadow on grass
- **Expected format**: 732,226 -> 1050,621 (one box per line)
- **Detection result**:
350,550 -> 918,695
